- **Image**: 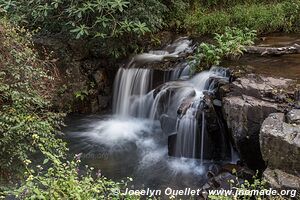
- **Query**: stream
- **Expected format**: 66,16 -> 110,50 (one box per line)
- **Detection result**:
63,34 -> 300,193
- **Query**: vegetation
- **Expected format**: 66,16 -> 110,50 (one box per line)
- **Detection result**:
1,0 -> 300,199
0,19 -> 66,180
7,154 -> 139,200
0,0 -> 190,58
208,172 -> 297,200
190,27 -> 256,72
0,19 -> 141,200
186,0 -> 300,35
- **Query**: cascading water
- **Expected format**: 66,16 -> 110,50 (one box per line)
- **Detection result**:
64,37 -> 236,191
162,67 -> 232,162
113,53 -> 232,162
113,68 -> 153,117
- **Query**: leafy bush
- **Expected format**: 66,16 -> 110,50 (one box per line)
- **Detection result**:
191,27 -> 256,72
6,153 -> 140,200
0,0 -> 191,58
0,19 -> 66,180
0,0 -> 150,38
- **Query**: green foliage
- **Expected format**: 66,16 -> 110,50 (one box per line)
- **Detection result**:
74,90 -> 89,101
281,0 -> 300,32
0,19 -> 66,180
0,0 -> 191,58
199,0 -> 285,8
0,0 -> 150,38
186,1 -> 300,35
191,27 -> 256,72
230,4 -> 285,34
7,154 -> 140,200
0,19 -> 144,200
187,8 -> 231,35
214,27 -> 256,58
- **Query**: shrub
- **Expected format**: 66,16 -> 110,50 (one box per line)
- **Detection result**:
0,0 -> 191,58
0,19 -> 66,180
6,154 -> 140,200
190,27 -> 256,72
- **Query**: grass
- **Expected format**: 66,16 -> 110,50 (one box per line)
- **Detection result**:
185,0 -> 300,35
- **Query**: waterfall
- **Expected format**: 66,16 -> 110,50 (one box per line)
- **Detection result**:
112,37 -> 231,162
168,68 -> 230,160
113,68 -> 153,117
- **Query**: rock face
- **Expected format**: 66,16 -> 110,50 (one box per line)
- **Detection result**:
263,168 -> 300,190
34,36 -> 115,113
222,74 -> 295,170
287,109 -> 300,125
260,111 -> 300,176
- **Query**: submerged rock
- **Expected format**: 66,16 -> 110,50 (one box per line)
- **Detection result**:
260,111 -> 300,176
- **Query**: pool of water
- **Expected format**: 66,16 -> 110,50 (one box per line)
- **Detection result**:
224,33 -> 300,82
63,33 -> 300,196
63,115 -> 221,191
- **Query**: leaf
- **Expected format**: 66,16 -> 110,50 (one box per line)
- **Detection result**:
43,158 -> 49,164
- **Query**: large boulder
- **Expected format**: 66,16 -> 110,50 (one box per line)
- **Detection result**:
223,95 -> 277,170
222,74 -> 295,170
260,111 -> 300,176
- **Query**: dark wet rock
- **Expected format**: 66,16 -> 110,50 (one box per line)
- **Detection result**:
93,69 -> 110,90
33,36 -> 115,113
286,109 -> 300,125
98,95 -> 111,110
200,172 -> 240,199
68,39 -> 89,61
294,90 -> 300,109
213,99 -> 222,107
263,168 -> 300,190
221,74 -> 296,170
160,114 -> 177,134
295,90 -> 300,102
223,95 -> 278,170
260,112 -> 300,175
177,97 -> 193,116
200,163 -> 254,199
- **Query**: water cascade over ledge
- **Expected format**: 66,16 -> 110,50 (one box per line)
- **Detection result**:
65,37 -> 236,189
112,37 -> 233,163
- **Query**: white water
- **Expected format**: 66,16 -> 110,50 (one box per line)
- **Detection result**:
112,65 -> 229,163
66,38 -> 233,185
113,68 -> 152,117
